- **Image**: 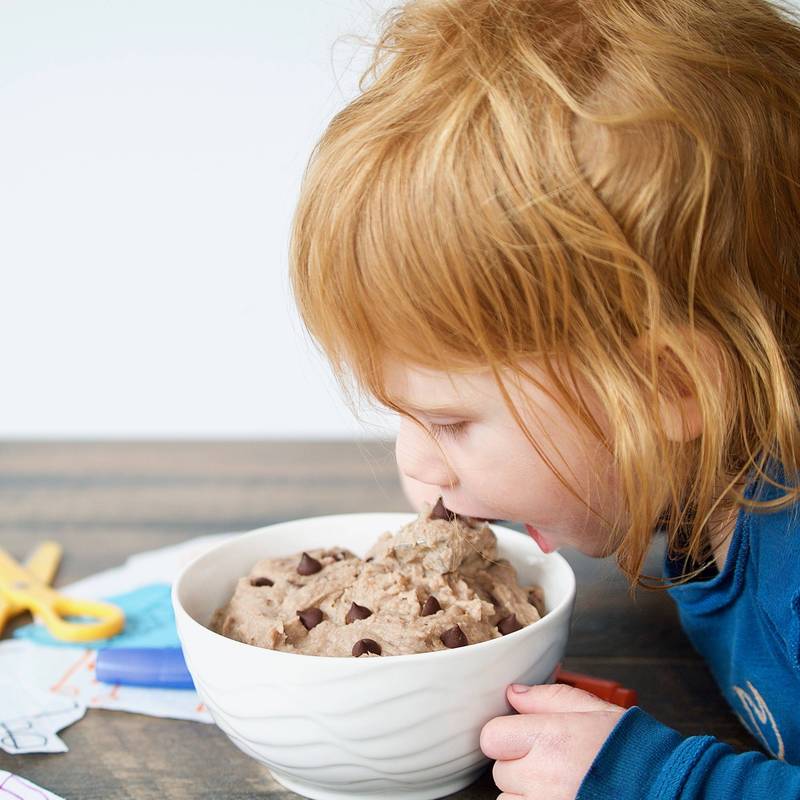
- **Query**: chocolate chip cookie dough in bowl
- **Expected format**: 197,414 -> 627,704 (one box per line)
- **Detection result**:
172,510 -> 576,800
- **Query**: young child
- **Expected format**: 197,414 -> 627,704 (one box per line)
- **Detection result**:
288,0 -> 800,796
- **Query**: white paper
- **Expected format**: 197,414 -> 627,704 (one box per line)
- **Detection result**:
0,530 -> 242,749
0,679 -> 85,754
0,771 -> 65,800
0,641 -> 213,724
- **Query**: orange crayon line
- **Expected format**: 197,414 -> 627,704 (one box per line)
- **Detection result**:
50,650 -> 93,693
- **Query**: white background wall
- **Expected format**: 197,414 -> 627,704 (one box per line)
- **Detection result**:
5,1 -> 798,439
1,0 -> 398,439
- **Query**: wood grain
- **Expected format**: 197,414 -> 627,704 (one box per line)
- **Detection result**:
0,441 -> 761,798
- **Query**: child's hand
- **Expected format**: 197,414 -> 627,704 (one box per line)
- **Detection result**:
480,683 -> 626,800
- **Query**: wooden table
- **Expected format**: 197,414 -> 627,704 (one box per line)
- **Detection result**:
0,441 -> 759,799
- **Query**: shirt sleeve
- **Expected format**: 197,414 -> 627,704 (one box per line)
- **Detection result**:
576,706 -> 800,799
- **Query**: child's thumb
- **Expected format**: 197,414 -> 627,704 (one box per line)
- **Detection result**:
506,682 -> 617,714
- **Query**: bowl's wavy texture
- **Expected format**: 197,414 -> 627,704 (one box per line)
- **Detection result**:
173,513 -> 576,800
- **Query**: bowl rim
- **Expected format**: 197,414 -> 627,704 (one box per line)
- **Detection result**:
172,512 -> 576,665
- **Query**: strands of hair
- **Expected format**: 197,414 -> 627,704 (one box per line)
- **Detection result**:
289,0 -> 800,588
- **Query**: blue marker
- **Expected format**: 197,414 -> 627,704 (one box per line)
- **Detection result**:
96,646 -> 195,690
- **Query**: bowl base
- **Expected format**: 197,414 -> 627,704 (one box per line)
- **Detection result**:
268,764 -> 490,800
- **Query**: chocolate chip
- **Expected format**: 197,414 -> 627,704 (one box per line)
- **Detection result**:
421,595 -> 441,616
298,607 -> 324,630
297,552 -> 322,575
365,556 -> 374,563
250,576 -> 274,587
440,625 -> 468,648
352,638 -> 381,657
345,602 -> 373,624
498,613 -> 523,635
430,497 -> 456,522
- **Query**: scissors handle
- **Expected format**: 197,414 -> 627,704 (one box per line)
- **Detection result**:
0,548 -> 125,642
29,586 -> 125,642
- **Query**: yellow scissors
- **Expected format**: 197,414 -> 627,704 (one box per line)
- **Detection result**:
0,541 -> 125,643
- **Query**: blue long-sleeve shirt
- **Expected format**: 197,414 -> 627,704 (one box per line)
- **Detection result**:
578,457 -> 800,799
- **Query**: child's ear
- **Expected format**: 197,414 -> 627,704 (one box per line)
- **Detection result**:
657,380 -> 703,442
633,327 -> 724,443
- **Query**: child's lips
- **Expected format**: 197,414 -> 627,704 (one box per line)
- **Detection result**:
525,524 -> 555,553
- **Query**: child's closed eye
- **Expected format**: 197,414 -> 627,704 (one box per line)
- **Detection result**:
429,421 -> 468,439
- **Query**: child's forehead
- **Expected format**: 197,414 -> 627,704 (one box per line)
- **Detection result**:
381,359 -> 550,415
381,360 -> 493,412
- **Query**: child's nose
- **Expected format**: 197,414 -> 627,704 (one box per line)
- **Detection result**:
395,418 -> 459,490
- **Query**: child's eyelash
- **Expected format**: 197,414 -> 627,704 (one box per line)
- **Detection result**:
429,421 -> 468,439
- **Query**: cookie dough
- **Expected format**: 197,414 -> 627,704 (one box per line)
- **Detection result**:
210,498 -> 546,657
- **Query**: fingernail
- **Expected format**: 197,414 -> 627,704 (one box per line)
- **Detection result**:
510,683 -> 530,693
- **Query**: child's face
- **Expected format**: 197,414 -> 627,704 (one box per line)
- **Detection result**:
386,359 -> 624,556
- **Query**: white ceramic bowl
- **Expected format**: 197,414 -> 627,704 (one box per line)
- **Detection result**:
172,513 -> 576,800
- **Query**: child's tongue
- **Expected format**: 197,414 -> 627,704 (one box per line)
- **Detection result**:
525,524 -> 555,553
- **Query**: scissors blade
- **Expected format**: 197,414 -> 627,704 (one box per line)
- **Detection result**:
24,541 -> 62,585
0,542 -> 62,633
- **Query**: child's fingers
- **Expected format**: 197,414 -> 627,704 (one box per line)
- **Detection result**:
480,712 -> 541,760
506,682 -> 618,715
493,754 -> 578,800
480,711 -> 568,761
492,757 -> 531,796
